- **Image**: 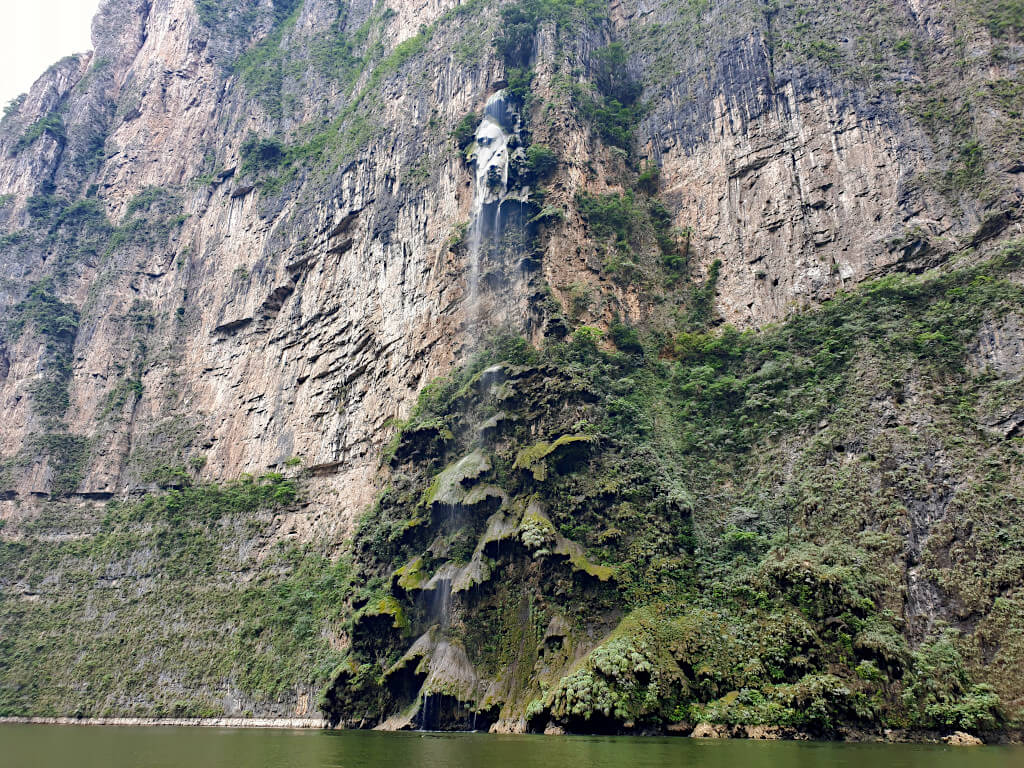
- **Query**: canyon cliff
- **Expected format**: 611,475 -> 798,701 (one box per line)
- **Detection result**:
0,0 -> 1022,738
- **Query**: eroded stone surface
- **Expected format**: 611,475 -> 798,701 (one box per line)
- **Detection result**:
0,0 -> 1022,721
0,0 -> 1019,532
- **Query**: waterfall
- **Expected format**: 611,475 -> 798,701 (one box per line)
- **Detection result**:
427,89 -> 516,637
404,91 -> 522,734
465,90 -> 513,333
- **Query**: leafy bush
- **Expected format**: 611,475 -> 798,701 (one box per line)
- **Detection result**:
240,133 -> 286,174
569,43 -> 644,150
945,139 -> 986,192
453,111 -> 480,151
637,163 -> 660,193
970,0 -> 1024,39
577,191 -> 640,246
13,113 -> 65,154
125,187 -> 173,217
903,630 -> 1003,731
3,94 -> 25,120
6,279 -> 79,343
609,320 -> 643,356
687,259 -> 721,326
573,86 -> 642,150
755,543 -> 880,620
506,67 -> 534,104
523,144 -> 558,181
540,613 -> 687,727
926,685 -> 1002,732
25,194 -> 67,221
769,674 -> 855,732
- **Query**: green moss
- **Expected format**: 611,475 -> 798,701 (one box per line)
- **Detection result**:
519,503 -> 557,551
326,239 -> 1024,732
513,435 -> 593,482
421,450 -> 491,507
394,556 -> 427,592
364,596 -> 408,631
557,540 -> 615,581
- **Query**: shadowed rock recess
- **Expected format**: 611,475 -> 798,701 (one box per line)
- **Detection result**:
0,0 -> 1022,741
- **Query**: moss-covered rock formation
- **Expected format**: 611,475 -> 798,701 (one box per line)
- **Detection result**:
0,473 -> 351,718
0,0 -> 1022,738
323,241 -> 1024,738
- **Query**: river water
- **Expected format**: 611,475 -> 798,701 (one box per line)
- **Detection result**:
2,725 -> 1023,768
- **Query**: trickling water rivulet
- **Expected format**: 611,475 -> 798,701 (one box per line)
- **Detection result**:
464,90 -> 515,333
409,92 -> 531,732
419,91 -> 519,682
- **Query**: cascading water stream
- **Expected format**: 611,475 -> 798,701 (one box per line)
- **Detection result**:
427,92 -> 515,633
413,91 -> 522,732
465,90 -> 513,336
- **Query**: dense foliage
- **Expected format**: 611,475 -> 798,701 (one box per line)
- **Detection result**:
323,241 -> 1024,735
0,473 -> 349,717
1,0 -> 1022,735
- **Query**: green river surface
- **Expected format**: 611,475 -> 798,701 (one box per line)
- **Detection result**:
2,725 -> 1023,768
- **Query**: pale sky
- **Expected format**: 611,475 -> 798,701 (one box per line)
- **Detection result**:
0,1 -> 103,109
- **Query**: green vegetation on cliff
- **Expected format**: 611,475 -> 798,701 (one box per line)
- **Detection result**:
0,473 -> 349,717
1,0 -> 1022,736
322,240 -> 1024,736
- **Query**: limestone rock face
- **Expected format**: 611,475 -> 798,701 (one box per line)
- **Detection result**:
690,722 -> 731,738
0,0 -> 504,534
971,314 -> 1024,379
622,0 -> 1021,326
0,0 -> 1019,525
0,0 -> 1021,720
